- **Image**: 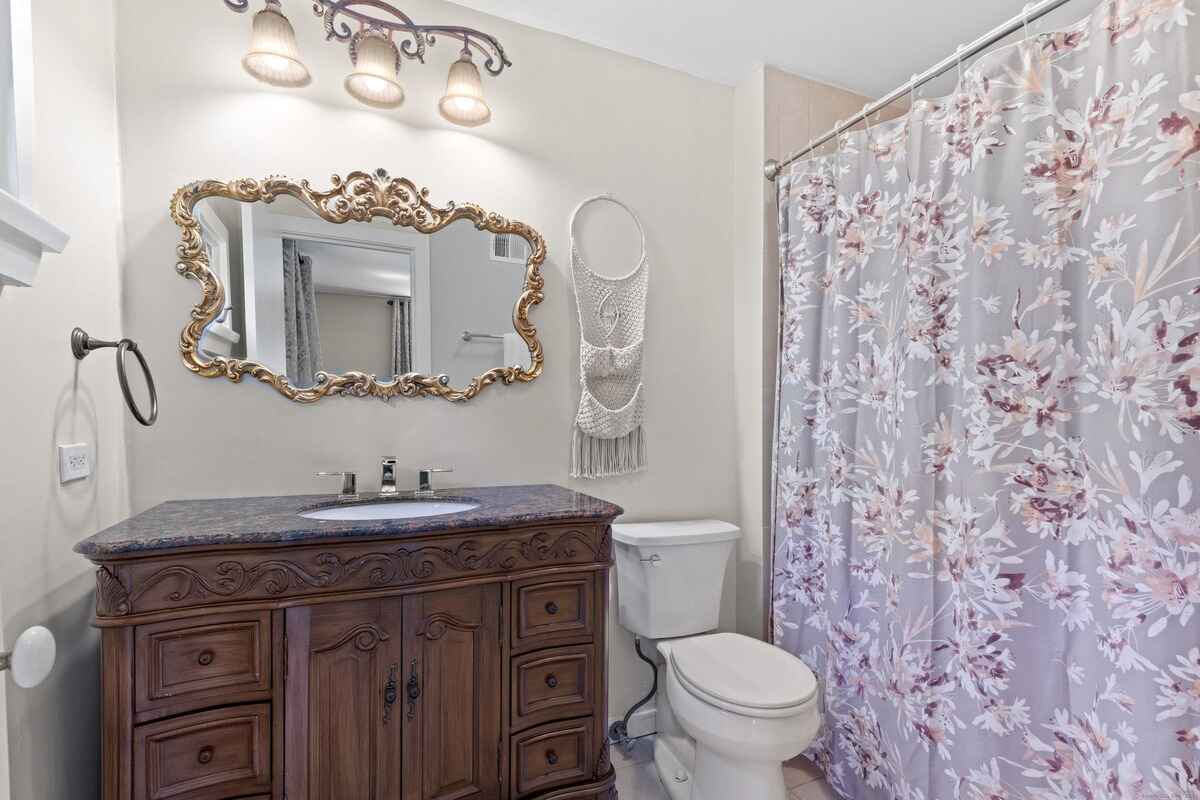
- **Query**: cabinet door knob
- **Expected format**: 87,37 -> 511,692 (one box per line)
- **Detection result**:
545,674 -> 559,689
197,746 -> 214,765
545,749 -> 559,766
197,650 -> 215,667
544,601 -> 559,616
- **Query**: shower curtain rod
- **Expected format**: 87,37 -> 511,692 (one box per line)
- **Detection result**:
764,0 -> 1077,181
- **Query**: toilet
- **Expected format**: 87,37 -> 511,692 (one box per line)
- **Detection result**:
612,521 -> 821,800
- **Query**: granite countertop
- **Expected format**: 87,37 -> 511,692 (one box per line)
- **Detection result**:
75,484 -> 624,559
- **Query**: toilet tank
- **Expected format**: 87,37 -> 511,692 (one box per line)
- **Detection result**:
611,520 -> 741,639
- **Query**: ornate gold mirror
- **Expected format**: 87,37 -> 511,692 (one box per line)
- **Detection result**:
170,170 -> 545,403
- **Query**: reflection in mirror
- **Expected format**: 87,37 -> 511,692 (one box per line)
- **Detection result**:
193,196 -> 533,390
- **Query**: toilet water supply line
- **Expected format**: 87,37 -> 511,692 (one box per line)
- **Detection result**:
608,637 -> 658,752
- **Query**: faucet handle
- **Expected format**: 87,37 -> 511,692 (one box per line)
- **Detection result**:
316,471 -> 358,500
416,467 -> 453,498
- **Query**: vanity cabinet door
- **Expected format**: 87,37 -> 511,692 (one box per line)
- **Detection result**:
402,585 -> 502,800
284,599 -> 405,800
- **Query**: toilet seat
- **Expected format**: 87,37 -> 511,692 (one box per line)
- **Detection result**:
668,633 -> 817,718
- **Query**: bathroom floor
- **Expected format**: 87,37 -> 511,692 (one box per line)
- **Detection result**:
612,738 -> 835,799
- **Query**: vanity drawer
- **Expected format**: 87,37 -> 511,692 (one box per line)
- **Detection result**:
512,645 -> 596,730
135,611 -> 271,721
511,718 -> 594,797
512,576 -> 595,651
133,704 -> 271,800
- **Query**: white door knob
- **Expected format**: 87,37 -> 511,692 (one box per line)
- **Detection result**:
1,626 -> 56,689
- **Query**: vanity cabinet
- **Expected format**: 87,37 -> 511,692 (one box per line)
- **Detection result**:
78,487 -> 620,800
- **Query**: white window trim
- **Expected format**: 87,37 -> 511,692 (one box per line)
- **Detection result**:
193,202 -> 240,348
0,0 -> 69,288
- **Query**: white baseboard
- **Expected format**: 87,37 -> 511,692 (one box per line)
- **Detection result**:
610,703 -> 656,739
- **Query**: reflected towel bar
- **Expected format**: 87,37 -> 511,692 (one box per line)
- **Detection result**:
71,327 -> 159,427
461,330 -> 505,342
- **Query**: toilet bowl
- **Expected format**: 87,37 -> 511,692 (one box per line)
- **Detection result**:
660,633 -> 820,800
611,521 -> 823,800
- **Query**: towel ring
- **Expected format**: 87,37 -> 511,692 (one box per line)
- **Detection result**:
71,327 -> 159,427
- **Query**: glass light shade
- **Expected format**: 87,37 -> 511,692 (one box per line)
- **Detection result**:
242,1 -> 311,88
439,52 -> 492,127
345,33 -> 405,109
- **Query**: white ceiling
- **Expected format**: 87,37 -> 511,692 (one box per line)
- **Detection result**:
452,0 -> 1089,95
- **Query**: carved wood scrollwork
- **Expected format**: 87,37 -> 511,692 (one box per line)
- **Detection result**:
594,742 -> 612,779
169,169 -> 546,403
96,567 -> 131,617
313,623 -> 390,654
101,527 -> 603,618
416,612 -> 480,641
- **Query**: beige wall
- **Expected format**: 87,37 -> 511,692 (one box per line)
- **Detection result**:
428,221 -> 528,384
731,66 -> 874,641
0,1 -> 129,798
315,292 -> 394,378
113,0 -> 737,726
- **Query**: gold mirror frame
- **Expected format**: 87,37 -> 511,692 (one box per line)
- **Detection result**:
169,169 -> 545,403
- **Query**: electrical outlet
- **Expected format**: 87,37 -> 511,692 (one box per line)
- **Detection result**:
58,443 -> 92,483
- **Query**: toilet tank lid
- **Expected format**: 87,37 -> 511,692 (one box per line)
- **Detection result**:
612,520 -> 740,547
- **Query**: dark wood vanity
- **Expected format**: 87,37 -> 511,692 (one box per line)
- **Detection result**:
77,485 -> 621,800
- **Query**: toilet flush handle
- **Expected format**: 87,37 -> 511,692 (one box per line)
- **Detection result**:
640,554 -> 663,568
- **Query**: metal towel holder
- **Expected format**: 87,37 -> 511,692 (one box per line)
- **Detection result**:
70,327 -> 158,427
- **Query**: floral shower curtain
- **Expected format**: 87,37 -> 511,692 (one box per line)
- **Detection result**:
771,2 -> 1200,799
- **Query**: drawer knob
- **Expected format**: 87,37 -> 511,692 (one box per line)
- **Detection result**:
545,749 -> 559,766
545,674 -> 559,689
197,746 -> 214,765
544,601 -> 559,616
197,650 -> 215,667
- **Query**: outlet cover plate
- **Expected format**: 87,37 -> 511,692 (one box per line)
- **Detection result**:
58,443 -> 91,483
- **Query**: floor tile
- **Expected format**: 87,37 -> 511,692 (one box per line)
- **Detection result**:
615,761 -> 669,800
790,778 -> 838,800
612,735 -> 655,770
783,755 -> 823,788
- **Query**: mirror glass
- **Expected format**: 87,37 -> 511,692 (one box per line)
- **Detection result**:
192,195 -> 534,390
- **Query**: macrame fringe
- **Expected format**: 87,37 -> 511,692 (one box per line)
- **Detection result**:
571,425 -> 647,479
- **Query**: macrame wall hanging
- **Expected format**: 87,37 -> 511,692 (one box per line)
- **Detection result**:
569,195 -> 649,479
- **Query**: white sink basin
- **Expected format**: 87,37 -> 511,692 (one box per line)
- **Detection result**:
300,500 -> 479,521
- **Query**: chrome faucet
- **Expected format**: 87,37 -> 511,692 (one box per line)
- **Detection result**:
415,467 -> 453,498
380,458 -> 399,495
316,471 -> 359,501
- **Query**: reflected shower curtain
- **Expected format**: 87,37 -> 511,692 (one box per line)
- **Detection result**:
390,295 -> 412,376
282,239 -> 322,387
771,2 -> 1200,798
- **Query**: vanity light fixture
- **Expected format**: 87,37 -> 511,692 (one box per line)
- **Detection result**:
439,48 -> 491,127
223,0 -> 511,126
239,0 -> 311,87
345,29 -> 405,109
